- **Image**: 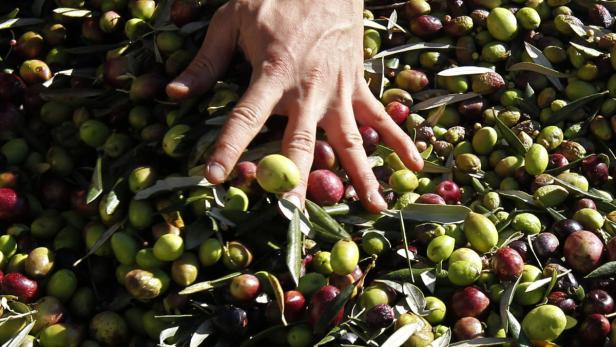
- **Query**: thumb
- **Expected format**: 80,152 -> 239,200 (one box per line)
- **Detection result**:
167,4 -> 238,100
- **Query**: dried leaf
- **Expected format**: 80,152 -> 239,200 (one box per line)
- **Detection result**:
524,42 -> 564,91
437,66 -> 494,77
286,210 -> 303,287
385,204 -> 471,224
412,93 -> 479,111
507,62 -> 570,78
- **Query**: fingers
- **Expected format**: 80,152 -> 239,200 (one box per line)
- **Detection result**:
280,103 -> 319,208
166,4 -> 238,100
323,107 -> 387,214
205,76 -> 283,184
355,84 -> 424,172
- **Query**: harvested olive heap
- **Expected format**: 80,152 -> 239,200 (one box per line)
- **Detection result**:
3,0 -> 616,346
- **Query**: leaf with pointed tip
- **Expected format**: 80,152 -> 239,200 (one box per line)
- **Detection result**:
412,92 -> 479,111
449,338 -> 515,346
179,272 -> 241,295
381,323 -> 422,347
585,261 -> 616,278
286,210 -> 303,287
499,275 -> 521,333
545,91 -> 608,124
0,18 -> 44,30
508,62 -> 570,78
314,283 -> 355,335
135,176 -> 213,200
494,113 -> 527,156
372,42 -> 452,59
73,221 -> 123,267
524,42 -> 564,90
385,203 -> 471,224
87,156 -> 103,204
437,66 -> 494,77
52,8 -> 92,18
569,42 -> 603,57
2,321 -> 35,347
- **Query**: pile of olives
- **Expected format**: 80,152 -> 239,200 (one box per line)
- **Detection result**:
2,0 -> 616,346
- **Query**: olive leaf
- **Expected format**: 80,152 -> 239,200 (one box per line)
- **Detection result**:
507,62 -> 570,78
286,209 -> 303,287
552,176 -> 611,202
412,92 -> 479,111
180,20 -> 209,35
2,321 -> 35,347
32,0 -> 46,17
0,18 -> 44,30
363,18 -> 388,30
73,221 -> 124,267
322,204 -> 351,216
525,269 -> 571,292
135,176 -> 213,200
585,261 -> 616,278
449,338 -> 515,346
179,272 -> 241,295
188,319 -> 214,347
372,42 -> 453,59
381,322 -> 423,347
314,282 -> 356,335
546,207 -> 567,221
379,268 -> 435,282
499,275 -> 521,334
278,199 -> 313,237
305,200 -> 351,241
506,312 -> 531,347
496,190 -> 539,207
240,324 -> 290,347
524,42 -> 564,91
569,41 -> 603,57
545,90 -> 608,124
87,156 -> 104,204
386,9 -> 397,39
266,273 -> 287,326
65,43 -> 126,54
422,161 -> 451,174
428,328 -> 451,347
403,283 -> 427,315
385,203 -> 471,224
52,7 -> 92,18
437,66 -> 494,77
239,141 -> 281,162
159,326 -> 180,347
494,114 -> 528,156
185,217 -> 215,250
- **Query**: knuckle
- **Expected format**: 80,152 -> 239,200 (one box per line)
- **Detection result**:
301,67 -> 327,90
261,57 -> 293,84
215,140 -> 243,162
286,129 -> 315,154
337,131 -> 363,150
232,104 -> 262,130
191,55 -> 217,77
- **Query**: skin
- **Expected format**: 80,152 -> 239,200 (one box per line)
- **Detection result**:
166,0 -> 423,213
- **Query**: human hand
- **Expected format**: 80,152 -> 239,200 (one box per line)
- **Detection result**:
166,0 -> 423,213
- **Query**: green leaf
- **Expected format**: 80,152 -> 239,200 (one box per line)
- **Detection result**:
385,203 -> 471,224
507,62 -> 570,78
179,272 -> 241,295
135,176 -> 213,200
494,113 -> 527,156
526,269 -> 571,292
437,66 -> 494,76
87,156 -> 103,204
180,20 -> 209,35
552,176 -> 611,202
524,42 -> 564,91
363,18 -> 388,30
422,161 -> 451,174
569,41 -> 603,57
0,18 -> 44,30
496,190 -> 539,207
314,283 -> 355,335
240,324 -> 290,347
286,210 -> 303,288
403,283 -> 426,315
545,91 -> 608,124
506,312 -> 531,347
372,42 -> 452,59
185,217 -> 214,250
412,92 -> 480,111
305,200 -> 351,241
585,261 -> 616,278
73,221 -> 123,266
499,275 -> 521,333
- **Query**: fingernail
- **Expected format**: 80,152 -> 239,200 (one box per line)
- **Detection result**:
168,80 -> 190,94
367,189 -> 387,211
206,162 -> 226,183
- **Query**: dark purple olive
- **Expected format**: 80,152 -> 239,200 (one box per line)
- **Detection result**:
544,262 -> 580,292
453,317 -> 484,341
548,291 -> 577,315
508,240 -> 529,261
457,97 -> 484,121
532,233 -> 560,259
575,198 -> 597,211
589,4 -> 613,28
214,305 -> 248,337
583,289 -> 614,315
365,304 -> 395,329
410,15 -> 443,38
547,153 -> 569,170
416,193 -> 446,205
373,166 -> 394,184
514,167 -> 533,187
451,286 -> 490,318
359,126 -> 380,154
578,313 -> 610,345
551,219 -> 583,239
